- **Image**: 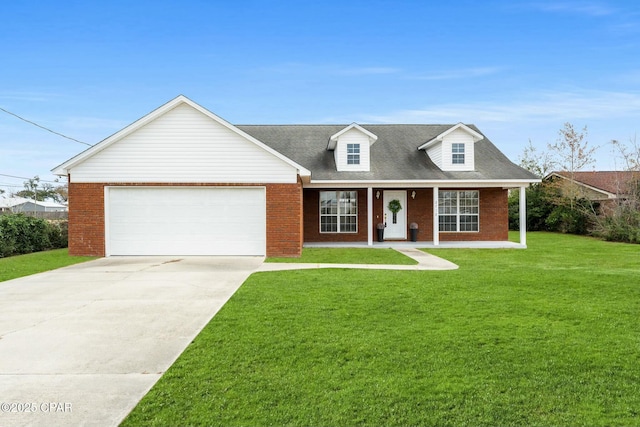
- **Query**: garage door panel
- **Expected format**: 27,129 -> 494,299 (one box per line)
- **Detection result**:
107,187 -> 266,256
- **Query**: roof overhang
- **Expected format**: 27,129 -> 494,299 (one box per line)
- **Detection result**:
327,123 -> 378,150
305,178 -> 540,189
418,123 -> 484,150
52,95 -> 311,178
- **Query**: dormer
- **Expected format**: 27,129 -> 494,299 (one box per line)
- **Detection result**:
418,123 -> 483,171
328,123 -> 378,171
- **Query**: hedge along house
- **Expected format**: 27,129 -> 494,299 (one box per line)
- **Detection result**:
53,95 -> 540,258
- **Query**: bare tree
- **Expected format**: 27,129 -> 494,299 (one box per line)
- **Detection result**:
549,123 -> 596,171
588,136 -> 640,243
612,135 -> 640,172
548,123 -> 597,208
518,139 -> 554,178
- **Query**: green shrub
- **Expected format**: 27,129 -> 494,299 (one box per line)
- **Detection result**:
594,207 -> 640,244
546,206 -> 585,234
0,214 -> 68,257
508,185 -> 556,232
47,220 -> 68,249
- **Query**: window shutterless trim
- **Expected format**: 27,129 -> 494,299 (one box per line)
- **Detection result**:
347,143 -> 360,165
319,190 -> 358,233
438,190 -> 479,232
452,143 -> 465,165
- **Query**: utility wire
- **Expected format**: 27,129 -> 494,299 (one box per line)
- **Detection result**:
0,173 -> 62,184
0,106 -> 92,147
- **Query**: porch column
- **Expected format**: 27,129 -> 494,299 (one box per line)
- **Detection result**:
433,186 -> 439,246
367,187 -> 373,246
519,185 -> 527,247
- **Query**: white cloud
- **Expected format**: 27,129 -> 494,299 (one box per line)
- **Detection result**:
259,62 -> 400,76
362,90 -> 640,124
525,1 -> 616,17
333,67 -> 400,76
408,67 -> 504,81
0,92 -> 63,103
61,116 -> 127,131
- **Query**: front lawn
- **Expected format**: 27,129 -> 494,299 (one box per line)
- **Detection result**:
267,247 -> 417,264
0,249 -> 96,282
122,233 -> 640,426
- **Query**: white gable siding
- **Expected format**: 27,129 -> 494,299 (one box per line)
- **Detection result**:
441,129 -> 475,171
419,129 -> 478,172
334,128 -> 371,171
70,103 -> 298,183
426,142 -> 444,170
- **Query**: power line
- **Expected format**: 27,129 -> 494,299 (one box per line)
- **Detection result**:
0,106 -> 93,147
0,173 -> 62,184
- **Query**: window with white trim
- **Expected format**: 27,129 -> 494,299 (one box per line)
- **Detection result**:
438,190 -> 479,232
320,191 -> 357,233
452,143 -> 465,164
347,143 -> 360,165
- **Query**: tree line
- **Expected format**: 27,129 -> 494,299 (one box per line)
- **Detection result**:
0,176 -> 68,203
509,123 -> 640,243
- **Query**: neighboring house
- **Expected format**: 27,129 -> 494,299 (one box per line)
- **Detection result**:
52,95 -> 539,257
0,197 -> 67,213
545,171 -> 640,203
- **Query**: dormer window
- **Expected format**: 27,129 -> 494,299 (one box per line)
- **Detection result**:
347,143 -> 360,165
328,124 -> 377,171
418,123 -> 483,172
452,143 -> 465,164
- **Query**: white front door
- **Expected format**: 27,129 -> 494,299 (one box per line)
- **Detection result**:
383,190 -> 407,239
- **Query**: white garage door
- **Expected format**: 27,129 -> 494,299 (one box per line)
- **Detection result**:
106,187 -> 266,256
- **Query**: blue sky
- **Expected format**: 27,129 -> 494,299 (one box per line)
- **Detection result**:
1,0 -> 639,194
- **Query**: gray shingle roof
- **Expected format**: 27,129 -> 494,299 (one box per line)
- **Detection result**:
237,124 -> 539,182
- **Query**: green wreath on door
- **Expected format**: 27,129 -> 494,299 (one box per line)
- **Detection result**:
388,199 -> 402,224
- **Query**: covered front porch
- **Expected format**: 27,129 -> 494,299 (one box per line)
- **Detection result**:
303,184 -> 530,248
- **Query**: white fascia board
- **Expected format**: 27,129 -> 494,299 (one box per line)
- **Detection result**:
327,123 -> 378,150
417,123 -> 484,150
52,95 -> 311,178
305,178 -> 541,189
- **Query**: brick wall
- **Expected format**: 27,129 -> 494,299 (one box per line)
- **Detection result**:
266,181 -> 303,257
303,187 -> 508,243
439,188 -> 509,241
68,181 -> 303,257
303,189 -> 368,242
68,183 -> 105,256
403,188 -> 434,241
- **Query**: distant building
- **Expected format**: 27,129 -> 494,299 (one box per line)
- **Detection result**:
545,171 -> 640,202
0,197 -> 67,213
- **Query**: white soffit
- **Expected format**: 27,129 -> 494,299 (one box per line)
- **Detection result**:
417,123 -> 485,150
327,123 -> 378,150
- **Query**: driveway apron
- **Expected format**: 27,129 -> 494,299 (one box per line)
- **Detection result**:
0,256 -> 262,427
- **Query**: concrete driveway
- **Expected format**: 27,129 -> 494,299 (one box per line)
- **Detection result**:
0,256 -> 262,427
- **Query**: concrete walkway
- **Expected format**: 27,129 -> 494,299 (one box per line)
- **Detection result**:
257,247 -> 458,271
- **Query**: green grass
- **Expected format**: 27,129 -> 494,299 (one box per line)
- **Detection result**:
0,249 -> 96,282
267,247 -> 417,264
122,233 -> 640,427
